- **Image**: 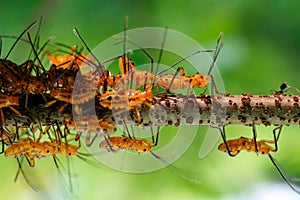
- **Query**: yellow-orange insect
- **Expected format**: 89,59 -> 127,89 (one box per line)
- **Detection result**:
44,45 -> 93,70
0,93 -> 20,124
99,136 -> 155,153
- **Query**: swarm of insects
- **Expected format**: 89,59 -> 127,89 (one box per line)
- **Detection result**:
1,18 -> 300,197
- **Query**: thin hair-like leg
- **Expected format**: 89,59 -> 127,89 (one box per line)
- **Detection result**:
268,154 -> 300,195
252,123 -> 258,154
14,157 -> 39,192
218,126 -> 235,157
5,21 -> 36,60
73,28 -> 104,75
273,125 -> 283,151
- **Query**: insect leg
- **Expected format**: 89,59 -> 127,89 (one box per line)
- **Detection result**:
268,154 -> 300,195
272,125 -> 283,152
252,123 -> 258,154
14,157 -> 39,192
218,126 -> 235,157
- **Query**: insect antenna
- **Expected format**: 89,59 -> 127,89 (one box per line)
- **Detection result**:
156,49 -> 213,76
52,155 -> 76,194
207,32 -> 223,95
4,21 -> 36,60
14,157 -> 39,192
151,27 -> 168,89
117,39 -> 155,90
149,146 -> 201,184
102,135 -> 115,152
122,16 -> 128,74
73,28 -> 104,76
27,32 -> 46,74
0,36 -> 2,58
268,154 -> 300,195
35,36 -> 55,62
156,27 -> 168,75
51,42 -> 89,69
27,16 -> 43,60
207,32 -> 223,75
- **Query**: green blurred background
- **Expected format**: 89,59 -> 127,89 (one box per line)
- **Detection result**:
1,0 -> 300,199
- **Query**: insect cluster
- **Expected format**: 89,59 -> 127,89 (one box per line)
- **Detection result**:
1,20 -> 300,195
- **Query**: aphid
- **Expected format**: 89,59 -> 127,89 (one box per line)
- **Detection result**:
218,135 -> 300,195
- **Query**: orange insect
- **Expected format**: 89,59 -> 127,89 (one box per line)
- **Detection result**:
91,56 -> 154,92
114,24 -> 216,93
44,45 -> 93,70
218,136 -> 277,156
75,118 -> 117,147
4,134 -> 80,167
99,136 -> 155,153
218,136 -> 300,195
14,76 -> 48,108
115,56 -> 155,89
116,55 -> 209,91
71,27 -> 214,94
0,93 -> 21,124
0,126 -> 16,153
45,73 -> 98,114
99,87 -> 154,109
155,33 -> 223,93
0,22 -> 48,100
98,86 -> 154,124
156,67 -> 211,91
4,138 -> 52,167
0,59 -> 22,92
6,126 -> 82,194
114,53 -> 216,95
99,132 -> 200,183
1,34 -> 50,108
